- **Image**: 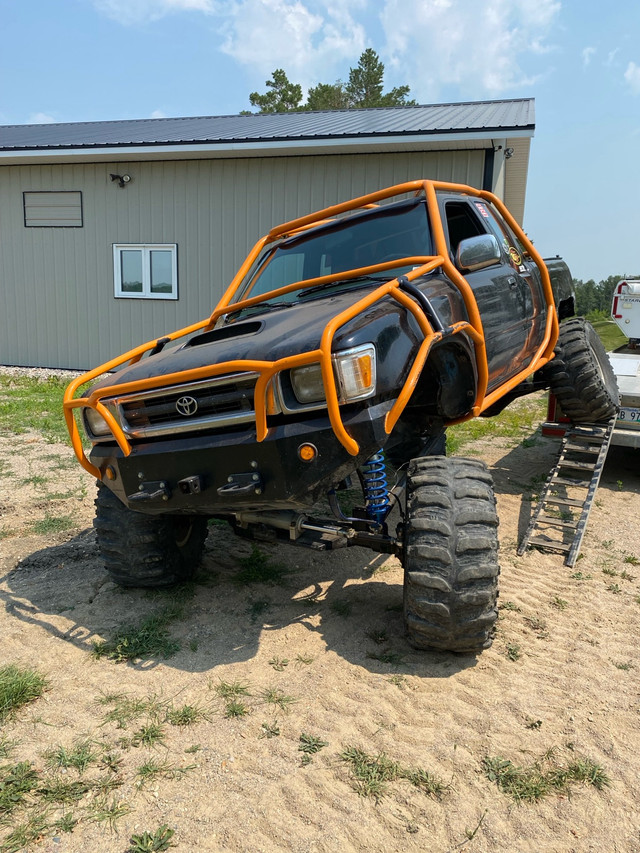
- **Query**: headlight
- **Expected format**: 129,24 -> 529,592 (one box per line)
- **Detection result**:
290,363 -> 326,404
83,407 -> 112,437
289,344 -> 376,406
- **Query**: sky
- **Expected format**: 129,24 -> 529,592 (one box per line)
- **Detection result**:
1,0 -> 639,284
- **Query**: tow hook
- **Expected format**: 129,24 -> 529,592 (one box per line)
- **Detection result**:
128,481 -> 171,502
217,471 -> 264,497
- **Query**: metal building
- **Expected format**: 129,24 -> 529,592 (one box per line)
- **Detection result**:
0,98 -> 535,369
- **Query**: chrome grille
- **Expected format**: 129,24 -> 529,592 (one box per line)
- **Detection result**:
114,373 -> 260,439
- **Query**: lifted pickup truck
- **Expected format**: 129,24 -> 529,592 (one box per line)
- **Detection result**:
64,179 -> 617,654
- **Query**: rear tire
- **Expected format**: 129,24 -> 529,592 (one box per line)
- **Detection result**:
94,483 -> 208,588
403,456 -> 499,653
543,318 -> 619,422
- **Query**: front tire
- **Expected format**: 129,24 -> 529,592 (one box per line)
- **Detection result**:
94,483 -> 208,587
402,456 -> 499,653
543,318 -> 619,423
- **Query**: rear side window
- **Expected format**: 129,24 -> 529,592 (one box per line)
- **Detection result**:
444,201 -> 486,257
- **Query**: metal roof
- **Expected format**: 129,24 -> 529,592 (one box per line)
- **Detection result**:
0,99 -> 534,152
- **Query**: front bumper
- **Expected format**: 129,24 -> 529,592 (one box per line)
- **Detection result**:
90,400 -> 393,515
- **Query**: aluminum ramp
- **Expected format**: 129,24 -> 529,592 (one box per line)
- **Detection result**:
517,417 -> 616,567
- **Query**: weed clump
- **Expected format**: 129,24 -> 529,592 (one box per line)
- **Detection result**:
483,748 -> 610,802
340,746 -> 448,802
0,665 -> 48,722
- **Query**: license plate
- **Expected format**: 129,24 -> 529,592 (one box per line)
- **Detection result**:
617,407 -> 640,425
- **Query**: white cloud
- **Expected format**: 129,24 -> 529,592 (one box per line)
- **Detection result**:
605,48 -> 619,67
28,112 -> 56,124
150,109 -> 168,118
582,46 -> 596,68
381,0 -> 561,99
91,0 -> 562,100
93,0 -> 217,26
219,0 -> 366,84
624,61 -> 640,95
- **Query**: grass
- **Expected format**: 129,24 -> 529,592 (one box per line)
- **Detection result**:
213,680 -> 251,701
86,795 -> 132,831
91,605 -> 184,662
0,761 -> 40,817
261,687 -> 297,712
447,395 -> 547,455
30,514 -> 75,535
234,545 -> 290,586
268,656 -> 289,671
506,643 -> 522,661
365,627 -> 389,644
127,824 -> 175,852
299,733 -> 328,764
224,700 -> 249,718
0,374 -> 71,444
166,703 -> 208,726
0,665 -> 48,722
132,722 -> 166,748
136,759 -> 194,788
589,318 -> 627,352
483,748 -> 610,803
340,746 -> 448,802
44,739 -> 98,773
98,693 -> 165,728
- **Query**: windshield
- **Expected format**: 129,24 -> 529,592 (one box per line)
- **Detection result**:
239,199 -> 433,307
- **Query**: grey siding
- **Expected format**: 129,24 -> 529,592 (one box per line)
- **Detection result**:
0,149 -> 484,369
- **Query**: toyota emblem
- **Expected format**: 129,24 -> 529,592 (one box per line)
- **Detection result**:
175,395 -> 199,416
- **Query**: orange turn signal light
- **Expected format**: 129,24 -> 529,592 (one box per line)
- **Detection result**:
298,443 -> 318,462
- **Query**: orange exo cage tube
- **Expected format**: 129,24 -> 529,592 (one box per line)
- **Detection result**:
63,180 -> 559,480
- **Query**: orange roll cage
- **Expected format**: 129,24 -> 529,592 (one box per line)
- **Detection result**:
63,180 -> 559,480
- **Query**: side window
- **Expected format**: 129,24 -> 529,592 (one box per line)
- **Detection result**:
444,201 -> 486,258
114,244 -> 178,300
473,201 -> 528,270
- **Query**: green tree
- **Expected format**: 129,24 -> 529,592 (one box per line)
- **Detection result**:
306,81 -> 349,111
247,49 -> 416,113
248,69 -> 303,113
345,48 -> 415,108
573,274 -> 639,317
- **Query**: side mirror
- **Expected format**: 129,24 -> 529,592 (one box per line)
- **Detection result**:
456,233 -> 501,271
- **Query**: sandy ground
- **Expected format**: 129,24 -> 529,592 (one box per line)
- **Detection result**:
1,405 -> 639,853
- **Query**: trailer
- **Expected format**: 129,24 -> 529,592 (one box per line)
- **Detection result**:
543,279 -> 640,449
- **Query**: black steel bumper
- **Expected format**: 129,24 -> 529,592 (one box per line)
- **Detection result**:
89,401 -> 393,515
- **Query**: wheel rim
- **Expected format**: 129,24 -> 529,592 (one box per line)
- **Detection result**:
173,518 -> 194,548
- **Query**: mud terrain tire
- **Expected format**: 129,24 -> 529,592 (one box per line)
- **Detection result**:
543,318 -> 619,423
403,456 -> 499,653
94,483 -> 208,587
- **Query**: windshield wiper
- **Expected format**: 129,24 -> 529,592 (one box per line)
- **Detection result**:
227,301 -> 293,321
296,275 -> 387,301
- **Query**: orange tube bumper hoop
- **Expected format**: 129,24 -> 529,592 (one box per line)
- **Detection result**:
63,179 -> 560,479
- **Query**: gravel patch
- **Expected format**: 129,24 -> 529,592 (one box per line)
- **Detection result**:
0,364 -> 85,380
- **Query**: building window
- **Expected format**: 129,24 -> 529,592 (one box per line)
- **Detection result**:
24,191 -> 83,227
113,244 -> 178,300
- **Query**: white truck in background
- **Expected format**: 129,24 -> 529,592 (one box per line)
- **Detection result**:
543,279 -> 640,448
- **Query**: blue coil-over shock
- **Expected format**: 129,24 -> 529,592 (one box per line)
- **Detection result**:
360,451 -> 390,524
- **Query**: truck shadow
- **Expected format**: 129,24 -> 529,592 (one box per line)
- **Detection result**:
1,523 -> 478,679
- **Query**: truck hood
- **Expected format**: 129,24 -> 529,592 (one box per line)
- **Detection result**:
93,285 -> 397,393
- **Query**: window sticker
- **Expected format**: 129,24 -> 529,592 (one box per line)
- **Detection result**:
508,246 -> 522,266
474,202 -> 490,219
